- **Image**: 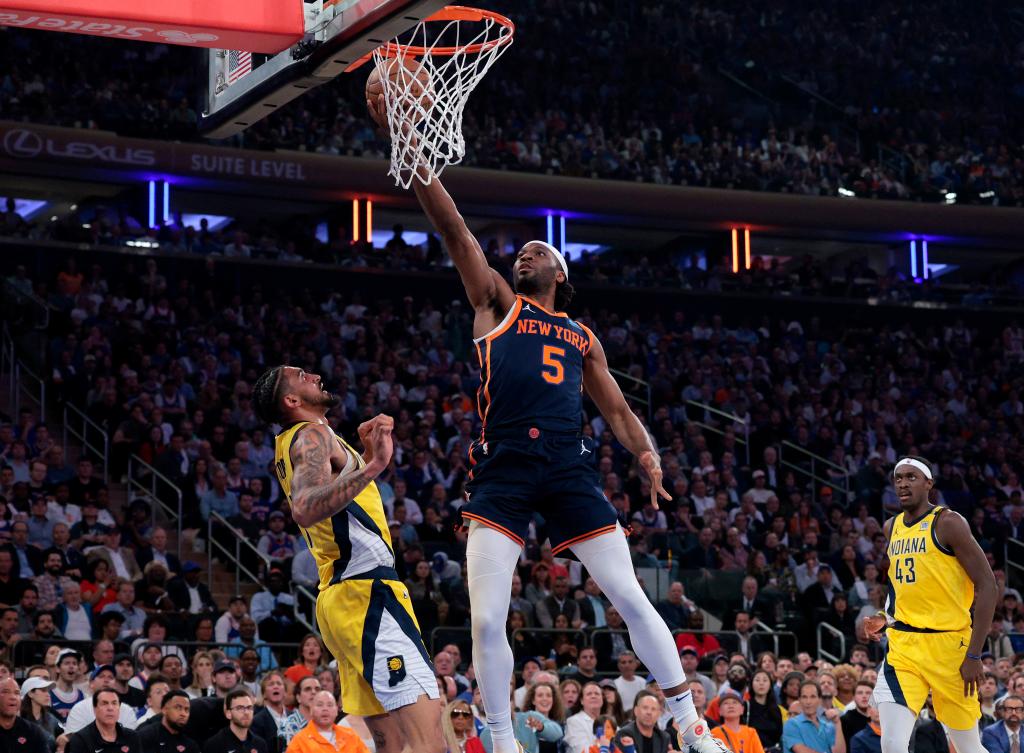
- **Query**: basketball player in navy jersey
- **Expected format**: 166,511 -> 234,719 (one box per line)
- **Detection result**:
368,96 -> 727,753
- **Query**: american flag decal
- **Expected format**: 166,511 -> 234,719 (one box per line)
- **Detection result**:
227,50 -> 252,83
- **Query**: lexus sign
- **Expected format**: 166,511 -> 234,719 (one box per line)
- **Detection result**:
1,127 -> 157,166
3,129 -> 42,159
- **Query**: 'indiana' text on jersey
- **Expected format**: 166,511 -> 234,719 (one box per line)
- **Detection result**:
274,421 -> 393,590
474,295 -> 595,437
885,506 -> 973,633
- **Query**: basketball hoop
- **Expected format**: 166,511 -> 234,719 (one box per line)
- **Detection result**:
357,5 -> 514,189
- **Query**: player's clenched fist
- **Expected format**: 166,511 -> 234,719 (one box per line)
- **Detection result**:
358,414 -> 394,472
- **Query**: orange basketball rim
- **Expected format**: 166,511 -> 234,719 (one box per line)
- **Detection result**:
345,5 -> 514,71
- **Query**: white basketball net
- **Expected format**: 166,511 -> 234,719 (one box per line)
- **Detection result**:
372,12 -> 513,189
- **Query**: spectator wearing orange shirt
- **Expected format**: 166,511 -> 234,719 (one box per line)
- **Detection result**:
712,690 -> 764,753
56,259 -> 84,298
285,691 -> 368,753
284,635 -> 325,686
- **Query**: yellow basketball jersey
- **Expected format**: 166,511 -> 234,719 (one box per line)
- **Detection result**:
886,506 -> 973,632
274,421 -> 394,590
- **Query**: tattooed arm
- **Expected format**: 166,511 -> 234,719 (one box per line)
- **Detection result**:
288,416 -> 394,528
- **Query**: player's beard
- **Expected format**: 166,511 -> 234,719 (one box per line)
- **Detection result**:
514,266 -> 555,297
313,390 -> 342,409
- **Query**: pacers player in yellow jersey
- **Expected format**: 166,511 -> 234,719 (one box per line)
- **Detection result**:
252,366 -> 443,753
864,456 -> 997,753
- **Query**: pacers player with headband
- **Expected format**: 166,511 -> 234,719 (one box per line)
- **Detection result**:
864,456 -> 997,753
252,367 -> 443,753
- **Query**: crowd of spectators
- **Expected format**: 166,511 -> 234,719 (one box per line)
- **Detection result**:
3,1 -> 1024,205
0,246 -> 1022,750
4,198 -> 1023,310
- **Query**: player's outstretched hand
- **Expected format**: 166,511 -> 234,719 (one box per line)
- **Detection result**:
862,613 -> 888,642
960,654 -> 983,698
358,414 -> 394,473
639,450 -> 672,509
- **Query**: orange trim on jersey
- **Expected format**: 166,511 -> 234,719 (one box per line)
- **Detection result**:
519,295 -> 568,318
461,512 -> 525,547
551,524 -> 620,555
483,297 -> 524,341
479,338 -> 493,437
474,340 -> 486,426
577,322 -> 596,355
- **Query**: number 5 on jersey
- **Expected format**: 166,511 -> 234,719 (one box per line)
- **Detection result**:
542,345 -> 565,384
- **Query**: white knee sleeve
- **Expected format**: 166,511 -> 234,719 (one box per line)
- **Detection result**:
465,523 -> 521,753
946,724 -> 986,753
879,702 -> 917,753
571,528 -> 686,692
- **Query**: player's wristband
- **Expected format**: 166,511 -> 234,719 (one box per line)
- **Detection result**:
966,652 -> 982,661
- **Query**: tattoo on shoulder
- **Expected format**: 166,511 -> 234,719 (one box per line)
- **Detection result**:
293,425 -> 330,466
287,424 -> 375,526
290,426 -> 332,490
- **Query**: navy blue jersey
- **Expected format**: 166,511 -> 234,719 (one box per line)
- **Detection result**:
50,686 -> 84,721
474,295 -> 594,438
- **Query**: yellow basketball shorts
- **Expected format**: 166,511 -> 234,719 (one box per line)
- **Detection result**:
315,573 -> 439,716
873,627 -> 979,730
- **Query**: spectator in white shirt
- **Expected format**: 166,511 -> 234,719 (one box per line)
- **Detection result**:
613,651 -> 647,710
99,579 -> 146,639
564,681 -> 605,753
62,665 -> 138,734
794,548 -> 822,593
215,596 -> 249,644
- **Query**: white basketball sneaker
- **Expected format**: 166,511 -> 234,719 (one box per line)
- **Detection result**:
680,720 -> 730,753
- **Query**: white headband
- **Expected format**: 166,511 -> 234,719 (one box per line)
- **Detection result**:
893,458 -> 933,480
528,241 -> 569,281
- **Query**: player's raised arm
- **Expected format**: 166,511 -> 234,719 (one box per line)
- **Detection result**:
411,168 -> 514,312
582,333 -> 671,509
288,417 -> 393,527
938,509 -> 998,697
367,94 -> 513,313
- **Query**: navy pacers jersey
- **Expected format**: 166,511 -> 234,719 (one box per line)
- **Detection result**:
474,295 -> 594,439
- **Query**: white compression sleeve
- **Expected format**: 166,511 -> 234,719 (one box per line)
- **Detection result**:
879,702 -> 918,753
946,724 -> 987,753
570,528 -> 697,735
465,522 -> 522,753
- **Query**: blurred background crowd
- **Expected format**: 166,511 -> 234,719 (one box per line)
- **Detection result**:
2,0 -> 1024,206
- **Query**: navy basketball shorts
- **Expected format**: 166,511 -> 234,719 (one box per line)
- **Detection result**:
462,428 -> 619,554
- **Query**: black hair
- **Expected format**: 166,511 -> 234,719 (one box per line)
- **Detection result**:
161,689 -> 190,708
253,366 -> 286,425
144,673 -> 169,694
554,279 -> 575,312
98,611 -> 125,628
224,687 -> 253,711
143,614 -> 169,634
92,688 -> 119,708
159,654 -> 182,669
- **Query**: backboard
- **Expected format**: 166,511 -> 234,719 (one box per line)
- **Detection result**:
200,0 -> 449,140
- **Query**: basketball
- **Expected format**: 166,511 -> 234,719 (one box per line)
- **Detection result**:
365,55 -> 433,123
